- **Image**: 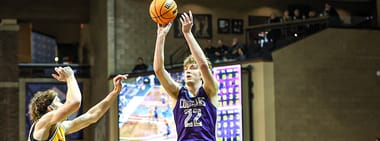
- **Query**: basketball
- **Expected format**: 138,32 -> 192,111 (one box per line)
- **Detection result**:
149,0 -> 178,25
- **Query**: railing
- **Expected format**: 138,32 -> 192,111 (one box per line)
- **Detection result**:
19,63 -> 91,78
246,16 -> 329,45
167,17 -> 330,67
245,16 -> 329,59
157,15 -> 377,69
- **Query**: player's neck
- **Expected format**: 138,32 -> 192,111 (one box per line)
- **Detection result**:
186,82 -> 202,96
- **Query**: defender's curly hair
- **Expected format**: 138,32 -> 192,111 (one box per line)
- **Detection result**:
183,55 -> 212,70
28,90 -> 57,122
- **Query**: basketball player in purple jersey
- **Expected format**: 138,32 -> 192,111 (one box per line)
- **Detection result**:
154,10 -> 219,141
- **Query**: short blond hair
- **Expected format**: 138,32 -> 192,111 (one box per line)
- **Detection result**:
29,90 -> 57,122
183,55 -> 212,70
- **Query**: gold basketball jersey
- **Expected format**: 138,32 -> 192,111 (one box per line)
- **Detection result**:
28,123 -> 66,141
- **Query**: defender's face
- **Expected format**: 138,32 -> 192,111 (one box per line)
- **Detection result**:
184,63 -> 201,84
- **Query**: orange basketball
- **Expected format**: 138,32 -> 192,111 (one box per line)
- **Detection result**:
149,0 -> 178,25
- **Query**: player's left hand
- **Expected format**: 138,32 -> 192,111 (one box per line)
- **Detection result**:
180,10 -> 193,33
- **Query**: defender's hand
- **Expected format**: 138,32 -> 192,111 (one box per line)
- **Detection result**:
113,74 -> 128,92
52,67 -> 74,82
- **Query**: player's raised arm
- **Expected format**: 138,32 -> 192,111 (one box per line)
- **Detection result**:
180,11 -> 219,98
27,67 -> 82,140
62,74 -> 128,134
37,67 -> 82,128
153,23 -> 180,99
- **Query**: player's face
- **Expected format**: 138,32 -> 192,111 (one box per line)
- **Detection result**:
184,63 -> 201,84
49,96 -> 63,110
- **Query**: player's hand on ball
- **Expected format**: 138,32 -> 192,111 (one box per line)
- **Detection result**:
157,22 -> 173,36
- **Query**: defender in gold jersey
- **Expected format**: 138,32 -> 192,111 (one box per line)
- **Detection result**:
28,66 -> 127,141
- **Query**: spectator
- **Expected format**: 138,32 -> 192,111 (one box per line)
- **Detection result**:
132,57 -> 148,73
227,37 -> 246,61
308,10 -> 318,18
268,13 -> 281,42
292,8 -> 307,36
281,10 -> 292,22
214,39 -> 228,63
281,10 -> 292,38
293,9 -> 302,20
245,39 -> 261,59
306,10 -> 320,34
267,13 -> 281,48
203,39 -> 216,63
323,3 -> 342,26
268,13 -> 281,24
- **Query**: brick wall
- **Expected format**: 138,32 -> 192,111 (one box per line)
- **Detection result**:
272,29 -> 380,141
0,0 -> 89,23
0,88 -> 19,141
0,31 -> 19,140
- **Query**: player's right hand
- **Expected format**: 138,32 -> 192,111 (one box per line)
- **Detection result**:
52,66 -> 74,82
157,22 -> 173,37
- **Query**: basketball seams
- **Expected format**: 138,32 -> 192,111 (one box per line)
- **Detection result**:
154,0 -> 161,18
151,0 -> 164,24
150,4 -> 161,23
160,2 -> 177,18
157,17 -> 165,25
161,5 -> 177,19
158,0 -> 165,18
159,0 -> 174,16
149,0 -> 158,19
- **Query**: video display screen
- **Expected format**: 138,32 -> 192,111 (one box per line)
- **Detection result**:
118,65 -> 242,141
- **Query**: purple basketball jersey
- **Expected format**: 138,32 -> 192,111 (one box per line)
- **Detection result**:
173,87 -> 217,141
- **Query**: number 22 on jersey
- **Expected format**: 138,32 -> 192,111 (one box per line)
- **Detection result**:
184,108 -> 202,127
